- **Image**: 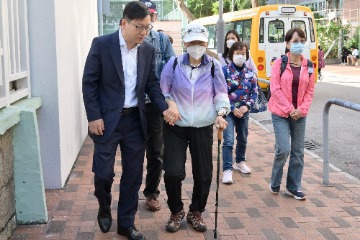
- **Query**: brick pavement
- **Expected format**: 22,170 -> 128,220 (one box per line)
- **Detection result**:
11,120 -> 360,240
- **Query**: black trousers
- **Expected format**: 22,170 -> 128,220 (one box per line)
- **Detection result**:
163,124 -> 213,214
144,103 -> 164,198
342,56 -> 347,63
92,110 -> 145,228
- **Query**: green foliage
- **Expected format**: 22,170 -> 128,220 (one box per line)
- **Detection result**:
187,0 -> 218,18
197,0 -> 267,17
316,20 -> 351,58
345,26 -> 360,50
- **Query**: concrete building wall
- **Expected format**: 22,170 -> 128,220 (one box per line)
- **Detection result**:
28,0 -> 98,188
155,20 -> 183,55
0,129 -> 16,239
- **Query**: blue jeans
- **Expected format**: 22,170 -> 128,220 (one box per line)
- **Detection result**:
222,112 -> 249,171
270,114 -> 306,192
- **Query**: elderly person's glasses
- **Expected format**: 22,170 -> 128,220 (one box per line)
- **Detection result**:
130,22 -> 153,32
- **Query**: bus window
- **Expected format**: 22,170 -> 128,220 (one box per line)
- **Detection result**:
308,18 -> 315,42
291,21 -> 307,40
206,25 -> 216,49
268,20 -> 284,43
259,18 -> 264,43
225,22 -> 235,33
234,20 -> 252,46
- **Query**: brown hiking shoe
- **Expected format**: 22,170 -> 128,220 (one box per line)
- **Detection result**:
186,211 -> 207,232
166,210 -> 185,233
146,197 -> 161,211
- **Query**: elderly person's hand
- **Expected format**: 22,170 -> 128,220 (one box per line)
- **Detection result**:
215,116 -> 228,130
163,100 -> 181,126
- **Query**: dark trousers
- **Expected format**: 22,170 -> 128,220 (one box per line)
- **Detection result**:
144,103 -> 163,198
342,56 -> 347,63
163,124 -> 213,214
92,110 -> 145,228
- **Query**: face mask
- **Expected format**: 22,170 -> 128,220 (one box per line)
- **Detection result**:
233,54 -> 246,66
187,45 -> 206,60
226,39 -> 235,49
290,42 -> 305,55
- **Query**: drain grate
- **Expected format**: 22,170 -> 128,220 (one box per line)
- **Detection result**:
304,139 -> 322,150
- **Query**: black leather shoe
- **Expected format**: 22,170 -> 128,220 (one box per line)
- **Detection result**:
117,226 -> 146,240
97,206 -> 112,233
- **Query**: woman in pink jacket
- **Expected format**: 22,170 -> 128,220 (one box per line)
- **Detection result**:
268,28 -> 315,200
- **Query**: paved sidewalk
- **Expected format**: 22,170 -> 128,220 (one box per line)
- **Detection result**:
11,120 -> 360,240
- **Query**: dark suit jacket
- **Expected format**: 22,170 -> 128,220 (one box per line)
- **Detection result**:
82,30 -> 168,143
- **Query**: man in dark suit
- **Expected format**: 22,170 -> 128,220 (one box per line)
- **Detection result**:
82,2 -> 179,239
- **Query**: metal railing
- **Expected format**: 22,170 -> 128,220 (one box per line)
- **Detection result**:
0,0 -> 31,109
322,98 -> 360,186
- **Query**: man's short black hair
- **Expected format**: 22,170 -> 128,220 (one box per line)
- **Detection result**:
123,1 -> 150,21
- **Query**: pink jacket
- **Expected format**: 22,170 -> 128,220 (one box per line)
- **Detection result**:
268,53 -> 315,118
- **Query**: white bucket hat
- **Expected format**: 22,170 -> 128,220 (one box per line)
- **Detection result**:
183,22 -> 209,43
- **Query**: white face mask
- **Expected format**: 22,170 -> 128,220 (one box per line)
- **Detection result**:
187,45 -> 206,60
233,54 -> 246,66
226,39 -> 235,49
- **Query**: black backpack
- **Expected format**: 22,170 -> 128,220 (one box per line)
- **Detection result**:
280,55 -> 313,77
172,57 -> 215,78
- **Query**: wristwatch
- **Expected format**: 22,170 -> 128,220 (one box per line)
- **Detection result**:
217,108 -> 227,118
245,102 -> 251,110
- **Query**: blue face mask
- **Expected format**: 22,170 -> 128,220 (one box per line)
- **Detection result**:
290,42 -> 305,55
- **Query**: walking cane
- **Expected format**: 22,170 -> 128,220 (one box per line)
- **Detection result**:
214,128 -> 222,239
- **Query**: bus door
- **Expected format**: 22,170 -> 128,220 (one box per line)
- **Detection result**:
264,17 -> 288,78
264,16 -> 315,78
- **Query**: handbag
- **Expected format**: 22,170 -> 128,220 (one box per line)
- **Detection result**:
250,84 -> 267,113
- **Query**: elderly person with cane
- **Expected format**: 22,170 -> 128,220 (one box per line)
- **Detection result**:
160,22 -> 230,233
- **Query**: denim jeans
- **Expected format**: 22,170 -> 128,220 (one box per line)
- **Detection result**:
222,111 -> 249,171
270,113 -> 306,192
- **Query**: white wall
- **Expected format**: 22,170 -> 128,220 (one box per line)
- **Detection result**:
28,0 -> 98,188
54,0 -> 98,188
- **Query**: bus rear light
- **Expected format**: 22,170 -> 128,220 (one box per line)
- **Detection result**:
258,65 -> 264,71
313,63 -> 317,68
312,55 -> 317,61
258,57 -> 264,63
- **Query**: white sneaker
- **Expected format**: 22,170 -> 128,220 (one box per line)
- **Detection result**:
233,161 -> 251,174
222,170 -> 233,184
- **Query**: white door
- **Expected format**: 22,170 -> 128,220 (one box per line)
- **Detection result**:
264,17 -> 312,78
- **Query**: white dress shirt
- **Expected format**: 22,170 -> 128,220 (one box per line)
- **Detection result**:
119,30 -> 139,108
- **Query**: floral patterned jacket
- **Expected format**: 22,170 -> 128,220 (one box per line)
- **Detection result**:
222,62 -> 258,112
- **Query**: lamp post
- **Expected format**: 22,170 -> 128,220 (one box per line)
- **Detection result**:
217,0 -> 225,54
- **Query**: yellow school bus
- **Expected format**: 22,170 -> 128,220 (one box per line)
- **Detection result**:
192,5 -> 318,89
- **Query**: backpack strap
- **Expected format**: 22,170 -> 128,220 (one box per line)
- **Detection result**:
158,32 -> 165,62
280,55 -> 313,78
307,59 -> 313,77
172,57 -> 178,72
280,55 -> 288,77
210,61 -> 215,78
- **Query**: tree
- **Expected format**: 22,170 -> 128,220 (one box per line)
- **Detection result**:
316,19 -> 350,58
174,0 -> 195,21
177,0 -> 266,20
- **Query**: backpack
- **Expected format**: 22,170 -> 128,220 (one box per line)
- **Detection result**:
280,55 -> 313,78
172,57 -> 215,78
